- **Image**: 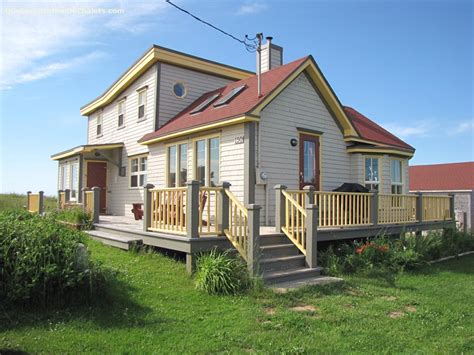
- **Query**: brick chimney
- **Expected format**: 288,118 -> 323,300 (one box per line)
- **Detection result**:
258,36 -> 283,73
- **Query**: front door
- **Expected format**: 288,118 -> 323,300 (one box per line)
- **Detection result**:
299,133 -> 320,190
87,161 -> 107,213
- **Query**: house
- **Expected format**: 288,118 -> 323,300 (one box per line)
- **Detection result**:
410,162 -> 474,231
51,39 -> 453,280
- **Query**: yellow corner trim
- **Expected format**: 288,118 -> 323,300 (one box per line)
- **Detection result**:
140,115 -> 259,145
347,147 -> 414,158
249,58 -> 358,138
80,46 -> 253,116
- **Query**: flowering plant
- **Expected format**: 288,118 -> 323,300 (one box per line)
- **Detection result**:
356,242 -> 389,254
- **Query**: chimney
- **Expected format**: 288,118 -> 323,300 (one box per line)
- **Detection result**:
257,36 -> 283,73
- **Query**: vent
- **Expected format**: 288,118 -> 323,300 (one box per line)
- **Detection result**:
190,93 -> 220,114
213,85 -> 246,107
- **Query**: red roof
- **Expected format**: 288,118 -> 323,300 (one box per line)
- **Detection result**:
139,56 -> 309,143
343,106 -> 414,150
409,162 -> 474,191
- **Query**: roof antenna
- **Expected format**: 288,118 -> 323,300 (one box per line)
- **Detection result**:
256,33 -> 263,97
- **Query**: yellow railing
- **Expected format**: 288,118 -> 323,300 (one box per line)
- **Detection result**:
27,194 -> 40,213
316,191 -> 372,227
59,191 -> 66,209
423,195 -> 451,221
84,190 -> 94,215
224,189 -> 249,260
149,188 -> 187,235
282,190 -> 307,255
199,187 -> 221,235
378,194 -> 417,224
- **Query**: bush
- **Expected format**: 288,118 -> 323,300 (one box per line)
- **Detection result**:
52,207 -> 93,228
195,249 -> 250,295
0,209 -> 104,307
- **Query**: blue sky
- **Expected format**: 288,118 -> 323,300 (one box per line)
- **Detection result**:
1,0 -> 472,196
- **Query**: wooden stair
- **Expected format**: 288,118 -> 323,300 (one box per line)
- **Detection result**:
259,233 -> 323,285
86,225 -> 143,250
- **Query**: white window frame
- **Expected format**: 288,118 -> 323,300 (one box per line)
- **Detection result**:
59,164 -> 66,190
391,159 -> 403,194
193,134 -> 220,187
129,154 -> 148,189
172,82 -> 187,99
364,156 -> 380,191
166,142 -> 188,187
96,111 -> 103,137
69,162 -> 79,201
137,87 -> 147,121
117,98 -> 126,128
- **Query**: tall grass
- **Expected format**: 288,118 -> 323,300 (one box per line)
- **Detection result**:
0,193 -> 57,211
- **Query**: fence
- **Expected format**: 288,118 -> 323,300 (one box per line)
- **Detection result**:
378,194 -> 418,224
423,195 -> 451,221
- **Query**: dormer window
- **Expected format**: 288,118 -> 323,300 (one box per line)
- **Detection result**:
117,99 -> 125,128
137,87 -> 147,120
96,112 -> 103,136
173,82 -> 187,98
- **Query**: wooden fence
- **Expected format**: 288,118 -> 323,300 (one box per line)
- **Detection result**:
378,194 -> 418,224
423,195 -> 451,221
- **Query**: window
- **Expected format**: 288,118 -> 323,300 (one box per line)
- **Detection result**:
391,160 -> 403,194
194,137 -> 220,187
96,112 -> 103,136
213,85 -> 246,107
59,165 -> 66,190
137,88 -> 147,120
173,82 -> 187,98
190,93 -> 219,114
70,163 -> 79,200
117,99 -> 125,128
364,157 -> 379,191
130,155 -> 147,188
167,143 -> 188,187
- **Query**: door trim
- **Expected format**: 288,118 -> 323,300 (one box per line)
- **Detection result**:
86,160 -> 107,213
298,132 -> 322,190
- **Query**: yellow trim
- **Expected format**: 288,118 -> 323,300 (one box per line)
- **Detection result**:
140,115 -> 258,145
347,147 -> 414,158
80,47 -> 253,116
250,58 -> 358,137
344,136 -> 394,147
51,144 -> 124,160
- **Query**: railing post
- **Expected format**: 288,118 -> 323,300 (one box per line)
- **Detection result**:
143,183 -> 155,232
449,193 -> 455,221
186,180 -> 200,238
303,185 -> 315,205
371,190 -> 379,226
64,189 -> 71,203
26,191 -> 31,211
305,204 -> 318,268
81,187 -> 89,212
91,186 -> 101,224
247,204 -> 261,276
416,192 -> 424,223
216,182 -> 231,235
38,191 -> 44,215
274,184 -> 287,233
57,190 -> 63,209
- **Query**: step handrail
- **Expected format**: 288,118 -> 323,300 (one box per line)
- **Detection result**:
281,190 -> 307,255
223,189 -> 249,261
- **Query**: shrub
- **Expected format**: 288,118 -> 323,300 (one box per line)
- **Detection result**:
195,249 -> 250,295
0,209 -> 104,307
52,207 -> 93,228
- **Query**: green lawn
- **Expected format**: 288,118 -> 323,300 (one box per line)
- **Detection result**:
0,193 -> 57,211
1,240 -> 472,353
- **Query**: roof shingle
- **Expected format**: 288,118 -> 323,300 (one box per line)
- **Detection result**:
409,162 -> 474,191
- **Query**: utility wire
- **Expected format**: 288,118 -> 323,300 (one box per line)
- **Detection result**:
165,0 -> 258,52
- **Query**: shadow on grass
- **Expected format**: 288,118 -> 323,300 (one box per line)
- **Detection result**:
0,269 -> 167,333
406,254 -> 474,277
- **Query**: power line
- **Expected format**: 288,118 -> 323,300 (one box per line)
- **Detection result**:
165,0 -> 258,52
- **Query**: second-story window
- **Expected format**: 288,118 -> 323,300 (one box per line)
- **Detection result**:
117,99 -> 125,128
137,88 -> 147,120
96,112 -> 103,136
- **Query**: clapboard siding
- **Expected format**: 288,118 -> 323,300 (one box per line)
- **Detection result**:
255,73 -> 352,225
158,64 -> 233,128
270,47 -> 282,69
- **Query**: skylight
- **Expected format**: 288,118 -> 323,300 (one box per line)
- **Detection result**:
213,85 -> 246,107
190,93 -> 220,114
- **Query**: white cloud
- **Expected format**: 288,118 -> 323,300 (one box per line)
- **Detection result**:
237,2 -> 268,15
448,120 -> 474,135
0,1 -> 167,89
382,121 -> 435,139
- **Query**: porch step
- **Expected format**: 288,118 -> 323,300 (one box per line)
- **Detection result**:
259,233 -> 291,246
86,230 -> 142,251
260,254 -> 306,272
260,243 -> 300,258
263,266 -> 323,285
93,224 -> 142,238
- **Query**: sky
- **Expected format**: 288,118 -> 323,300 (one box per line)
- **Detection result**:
0,0 -> 472,196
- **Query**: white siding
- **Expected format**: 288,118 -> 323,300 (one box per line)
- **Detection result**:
270,46 -> 282,69
255,73 -> 352,225
158,63 -> 233,127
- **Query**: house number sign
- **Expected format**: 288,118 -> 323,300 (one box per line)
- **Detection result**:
234,136 -> 245,144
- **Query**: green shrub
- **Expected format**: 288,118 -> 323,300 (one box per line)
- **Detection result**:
52,207 -> 93,229
0,209 -> 104,307
195,249 -> 250,295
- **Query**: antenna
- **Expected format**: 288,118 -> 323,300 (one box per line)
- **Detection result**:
256,33 -> 263,97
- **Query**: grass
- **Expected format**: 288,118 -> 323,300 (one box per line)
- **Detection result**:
1,240 -> 473,353
0,193 -> 57,211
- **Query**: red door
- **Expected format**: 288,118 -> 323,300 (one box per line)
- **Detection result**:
299,133 -> 320,190
87,162 -> 107,213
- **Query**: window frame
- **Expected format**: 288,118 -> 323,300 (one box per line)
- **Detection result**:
96,111 -> 103,137
165,141 -> 188,187
117,98 -> 126,129
59,164 -> 66,190
137,87 -> 147,121
69,162 -> 79,201
128,154 -> 148,189
192,134 -> 220,187
364,156 -> 380,191
172,82 -> 187,99
390,159 -> 404,195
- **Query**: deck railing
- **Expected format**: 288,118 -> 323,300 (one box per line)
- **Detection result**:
199,187 -> 221,236
83,190 -> 94,215
378,194 -> 418,225
423,195 -> 451,221
27,191 -> 43,214
316,191 -> 372,227
281,190 -> 307,255
224,189 -> 249,260
149,187 -> 187,235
